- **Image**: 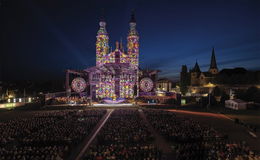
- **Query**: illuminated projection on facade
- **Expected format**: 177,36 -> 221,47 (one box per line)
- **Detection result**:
65,13 -> 159,100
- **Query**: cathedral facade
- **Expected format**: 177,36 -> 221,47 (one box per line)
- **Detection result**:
86,13 -> 139,99
65,13 -> 159,100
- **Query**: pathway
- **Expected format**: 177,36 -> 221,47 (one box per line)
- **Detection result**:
68,109 -> 114,160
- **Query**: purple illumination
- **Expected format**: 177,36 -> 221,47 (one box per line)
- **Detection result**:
91,13 -> 139,99
103,98 -> 126,104
71,77 -> 87,93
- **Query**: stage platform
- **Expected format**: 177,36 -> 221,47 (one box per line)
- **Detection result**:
92,103 -> 134,107
42,103 -> 140,110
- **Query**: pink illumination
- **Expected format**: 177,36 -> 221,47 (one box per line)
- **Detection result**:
103,98 -> 125,104
93,16 -> 139,99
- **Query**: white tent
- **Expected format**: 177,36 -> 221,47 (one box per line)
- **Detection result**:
225,99 -> 247,110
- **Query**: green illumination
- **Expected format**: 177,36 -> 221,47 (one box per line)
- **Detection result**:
181,99 -> 186,105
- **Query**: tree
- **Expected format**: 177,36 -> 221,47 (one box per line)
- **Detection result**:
220,92 -> 229,105
235,89 -> 245,100
180,65 -> 189,95
180,84 -> 188,95
245,86 -> 258,102
235,86 -> 259,103
212,86 -> 221,96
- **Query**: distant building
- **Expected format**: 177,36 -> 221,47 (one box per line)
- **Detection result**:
156,78 -> 173,92
190,48 -> 218,86
180,48 -> 260,96
180,65 -> 189,86
0,81 -> 3,100
225,99 -> 247,110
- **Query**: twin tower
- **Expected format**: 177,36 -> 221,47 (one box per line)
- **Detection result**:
95,13 -> 139,69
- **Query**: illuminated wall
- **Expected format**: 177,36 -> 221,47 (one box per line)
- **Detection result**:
103,49 -> 130,64
95,74 -> 115,98
95,72 -> 136,99
96,21 -> 109,66
120,52 -> 129,64
93,14 -> 139,99
119,74 -> 135,98
127,21 -> 139,69
104,52 -> 115,64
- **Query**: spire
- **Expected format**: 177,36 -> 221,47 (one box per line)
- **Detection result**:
181,65 -> 187,73
127,11 -> 139,69
120,38 -> 123,51
100,8 -> 105,22
96,9 -> 109,66
193,61 -> 201,73
115,41 -> 119,49
97,9 -> 107,35
128,11 -> 138,36
130,10 -> 136,23
210,47 -> 217,69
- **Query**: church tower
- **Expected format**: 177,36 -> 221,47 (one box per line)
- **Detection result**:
208,47 -> 218,74
127,12 -> 139,69
96,16 -> 109,66
180,65 -> 190,86
190,61 -> 201,86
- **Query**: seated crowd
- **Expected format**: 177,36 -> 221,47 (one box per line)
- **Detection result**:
0,109 -> 106,160
144,109 -> 259,160
0,108 -> 258,160
51,96 -> 88,104
84,109 -> 162,160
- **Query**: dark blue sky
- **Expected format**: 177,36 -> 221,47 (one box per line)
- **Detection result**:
1,0 -> 260,81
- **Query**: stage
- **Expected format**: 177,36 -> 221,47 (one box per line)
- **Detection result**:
92,103 -> 134,107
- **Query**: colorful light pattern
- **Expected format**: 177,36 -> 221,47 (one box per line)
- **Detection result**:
120,74 -> 135,98
96,21 -> 109,66
120,52 -> 129,64
127,36 -> 139,69
94,15 -> 139,99
71,77 -> 87,93
140,77 -> 154,92
127,19 -> 139,69
103,98 -> 125,104
96,81 -> 115,98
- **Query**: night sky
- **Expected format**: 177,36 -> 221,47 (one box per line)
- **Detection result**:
1,0 -> 260,82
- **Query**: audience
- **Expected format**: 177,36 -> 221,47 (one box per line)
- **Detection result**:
49,96 -> 88,105
0,109 -> 106,160
144,109 -> 259,160
0,108 -> 259,160
84,109 -> 162,160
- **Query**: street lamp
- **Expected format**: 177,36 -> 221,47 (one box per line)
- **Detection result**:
207,93 -> 211,110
